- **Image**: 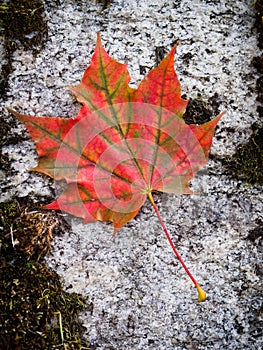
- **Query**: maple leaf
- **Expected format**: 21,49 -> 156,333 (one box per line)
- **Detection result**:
8,33 -> 224,302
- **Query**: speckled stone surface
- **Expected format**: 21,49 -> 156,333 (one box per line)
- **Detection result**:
1,1 -> 262,349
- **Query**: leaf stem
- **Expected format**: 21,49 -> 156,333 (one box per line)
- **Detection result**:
148,192 -> 206,302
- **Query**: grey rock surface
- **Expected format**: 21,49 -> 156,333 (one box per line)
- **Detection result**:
1,0 -> 262,349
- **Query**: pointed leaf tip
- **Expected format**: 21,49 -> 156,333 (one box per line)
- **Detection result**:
96,32 -> 101,45
196,284 -> 207,302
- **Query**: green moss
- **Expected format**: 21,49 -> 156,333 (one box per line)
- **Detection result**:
0,0 -> 47,50
225,126 -> 263,186
0,200 -> 90,350
0,0 -> 48,97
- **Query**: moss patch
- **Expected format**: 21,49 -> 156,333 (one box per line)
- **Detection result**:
0,0 -> 48,97
230,126 -> 263,185
220,125 -> 263,186
0,200 -> 90,350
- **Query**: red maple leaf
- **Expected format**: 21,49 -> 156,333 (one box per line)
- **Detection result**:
9,34 -> 224,301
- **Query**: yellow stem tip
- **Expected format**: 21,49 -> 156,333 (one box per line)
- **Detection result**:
196,284 -> 207,302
